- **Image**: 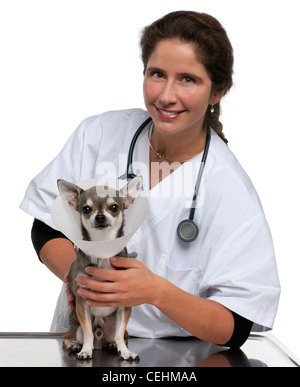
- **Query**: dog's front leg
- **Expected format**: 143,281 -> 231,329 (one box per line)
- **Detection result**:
63,310 -> 81,353
114,307 -> 139,361
76,301 -> 93,360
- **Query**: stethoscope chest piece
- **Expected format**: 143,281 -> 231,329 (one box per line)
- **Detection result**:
177,219 -> 199,242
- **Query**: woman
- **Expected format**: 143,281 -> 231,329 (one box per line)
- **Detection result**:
20,11 -> 280,348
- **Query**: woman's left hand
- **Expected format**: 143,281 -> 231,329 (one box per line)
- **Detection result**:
75,256 -> 161,308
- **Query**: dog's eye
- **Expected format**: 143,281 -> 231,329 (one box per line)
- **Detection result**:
109,204 -> 119,213
82,206 -> 92,214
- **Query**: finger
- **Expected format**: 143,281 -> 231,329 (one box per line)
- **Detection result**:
110,256 -> 141,269
67,298 -> 75,310
63,270 -> 70,283
84,266 -> 119,281
77,287 -> 118,304
65,284 -> 75,310
66,286 -> 73,300
75,275 -> 116,293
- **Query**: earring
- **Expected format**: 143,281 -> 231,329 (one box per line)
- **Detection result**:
210,102 -> 215,113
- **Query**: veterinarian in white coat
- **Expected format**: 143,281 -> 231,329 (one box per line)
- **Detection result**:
20,11 -> 280,347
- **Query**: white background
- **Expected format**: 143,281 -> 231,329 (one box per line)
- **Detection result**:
1,0 -> 300,359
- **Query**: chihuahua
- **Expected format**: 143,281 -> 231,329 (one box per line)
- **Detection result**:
57,177 -> 142,361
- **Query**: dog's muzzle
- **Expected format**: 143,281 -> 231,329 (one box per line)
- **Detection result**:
94,213 -> 109,229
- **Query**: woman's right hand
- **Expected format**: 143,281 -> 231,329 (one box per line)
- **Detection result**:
64,271 -> 75,310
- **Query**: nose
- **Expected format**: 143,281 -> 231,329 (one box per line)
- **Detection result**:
159,80 -> 177,106
95,213 -> 106,226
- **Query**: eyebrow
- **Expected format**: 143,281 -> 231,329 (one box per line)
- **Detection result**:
146,67 -> 204,82
145,67 -> 164,75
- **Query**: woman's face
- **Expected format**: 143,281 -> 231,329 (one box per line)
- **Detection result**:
143,38 -> 221,136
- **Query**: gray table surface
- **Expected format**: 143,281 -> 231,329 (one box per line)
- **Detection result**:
0,332 -> 299,367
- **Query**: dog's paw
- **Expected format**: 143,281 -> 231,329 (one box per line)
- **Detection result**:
76,349 -> 92,360
107,342 -> 117,352
128,251 -> 138,259
63,339 -> 81,353
119,349 -> 140,361
69,343 -> 81,354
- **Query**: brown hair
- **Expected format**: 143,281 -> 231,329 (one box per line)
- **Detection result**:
140,11 -> 234,144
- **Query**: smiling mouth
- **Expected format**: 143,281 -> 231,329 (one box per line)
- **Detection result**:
155,106 -> 185,119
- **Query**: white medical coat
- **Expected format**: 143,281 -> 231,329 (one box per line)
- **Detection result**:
20,108 -> 280,337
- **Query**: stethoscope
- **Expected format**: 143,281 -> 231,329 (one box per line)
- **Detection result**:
119,117 -> 211,242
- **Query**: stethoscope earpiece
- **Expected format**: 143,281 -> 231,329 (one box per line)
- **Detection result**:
177,219 -> 199,242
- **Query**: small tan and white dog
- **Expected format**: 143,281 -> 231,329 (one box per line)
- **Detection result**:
57,177 -> 142,361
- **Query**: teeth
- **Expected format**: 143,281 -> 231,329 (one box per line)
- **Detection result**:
160,110 -> 179,116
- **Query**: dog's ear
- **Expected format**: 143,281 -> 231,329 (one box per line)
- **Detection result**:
57,179 -> 83,209
120,176 -> 143,208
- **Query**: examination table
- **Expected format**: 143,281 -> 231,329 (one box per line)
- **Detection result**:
0,332 -> 298,367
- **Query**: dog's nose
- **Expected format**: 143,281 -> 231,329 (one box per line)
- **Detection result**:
95,213 -> 106,226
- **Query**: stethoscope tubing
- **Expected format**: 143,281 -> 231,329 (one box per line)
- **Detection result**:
118,116 -> 152,180
189,128 -> 211,220
119,116 -> 211,242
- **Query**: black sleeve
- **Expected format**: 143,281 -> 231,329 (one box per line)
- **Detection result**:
31,218 -> 69,262
223,311 -> 253,349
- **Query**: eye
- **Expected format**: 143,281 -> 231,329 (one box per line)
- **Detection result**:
182,76 -> 195,84
109,204 -> 119,213
152,71 -> 164,79
82,206 -> 92,214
